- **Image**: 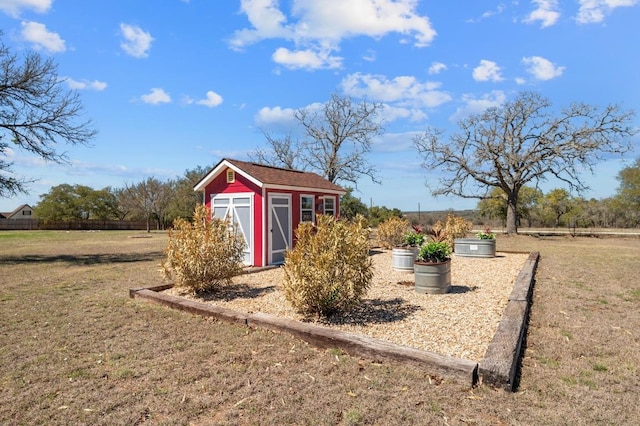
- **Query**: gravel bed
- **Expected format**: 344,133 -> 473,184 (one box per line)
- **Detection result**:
166,250 -> 528,362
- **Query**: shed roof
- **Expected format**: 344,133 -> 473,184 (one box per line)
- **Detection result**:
194,158 -> 346,194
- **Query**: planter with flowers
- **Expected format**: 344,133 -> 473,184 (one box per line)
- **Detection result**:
392,228 -> 425,273
414,240 -> 452,294
454,227 -> 496,258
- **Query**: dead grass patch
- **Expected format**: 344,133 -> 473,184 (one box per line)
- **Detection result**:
1,231 -> 639,424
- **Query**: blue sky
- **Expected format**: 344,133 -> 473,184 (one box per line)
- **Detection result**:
1,0 -> 639,213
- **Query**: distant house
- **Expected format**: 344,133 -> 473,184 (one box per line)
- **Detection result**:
194,158 -> 346,267
1,204 -> 34,220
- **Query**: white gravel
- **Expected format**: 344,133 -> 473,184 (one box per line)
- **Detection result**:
166,250 -> 528,362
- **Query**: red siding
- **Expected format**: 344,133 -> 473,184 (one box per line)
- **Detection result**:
265,189 -> 340,247
204,171 -> 261,205
202,166 -> 342,267
204,168 -> 264,266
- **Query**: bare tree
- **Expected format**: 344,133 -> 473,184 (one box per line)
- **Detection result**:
251,93 -> 384,185
0,36 -> 96,197
414,91 -> 636,234
112,188 -> 133,221
251,132 -> 303,170
121,178 -> 172,232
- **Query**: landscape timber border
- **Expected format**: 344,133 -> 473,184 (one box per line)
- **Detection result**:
129,251 -> 539,390
479,251 -> 540,391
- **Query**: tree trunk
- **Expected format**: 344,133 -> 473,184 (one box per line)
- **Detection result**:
506,193 -> 518,234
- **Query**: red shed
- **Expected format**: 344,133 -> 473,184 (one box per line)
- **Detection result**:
194,158 -> 346,267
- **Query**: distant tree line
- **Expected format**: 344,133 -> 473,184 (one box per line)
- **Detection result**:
32,178 -> 404,231
344,158 -> 640,230
476,187 -> 637,229
338,188 -> 403,227
31,157 -> 640,232
33,166 -> 208,232
473,158 -> 640,229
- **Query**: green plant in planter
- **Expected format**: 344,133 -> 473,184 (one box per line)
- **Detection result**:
416,241 -> 452,263
402,230 -> 425,247
476,227 -> 496,239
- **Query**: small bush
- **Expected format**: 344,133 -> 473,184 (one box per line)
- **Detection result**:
162,205 -> 245,293
282,214 -> 373,318
431,214 -> 472,248
376,216 -> 409,249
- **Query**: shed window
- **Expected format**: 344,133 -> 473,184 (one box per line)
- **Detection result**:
301,195 -> 314,222
226,169 -> 235,183
323,197 -> 335,216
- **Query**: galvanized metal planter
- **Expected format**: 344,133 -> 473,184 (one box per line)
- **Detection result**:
454,238 -> 496,258
392,247 -> 419,272
414,259 -> 451,294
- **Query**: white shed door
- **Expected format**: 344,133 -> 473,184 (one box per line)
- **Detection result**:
268,194 -> 291,264
211,195 -> 252,265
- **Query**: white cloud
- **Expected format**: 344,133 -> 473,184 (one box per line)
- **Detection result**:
1,146 -> 49,168
63,160 -> 176,180
272,47 -> 342,70
576,0 -> 639,23
472,60 -> 504,82
140,88 -> 171,104
229,0 -> 292,50
362,49 -> 376,62
255,106 -> 296,125
196,91 -> 223,108
230,0 -> 436,70
522,56 -> 565,80
451,91 -> 507,122
428,62 -> 447,75
290,0 -> 436,46
524,0 -> 560,27
340,72 -> 451,108
119,23 -> 153,58
373,131 -> 422,152
466,4 -> 506,23
0,0 -> 51,18
20,21 -> 65,52
380,105 -> 427,123
65,78 -> 107,91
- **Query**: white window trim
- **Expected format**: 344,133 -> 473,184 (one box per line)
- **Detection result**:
322,195 -> 336,217
300,194 -> 315,223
